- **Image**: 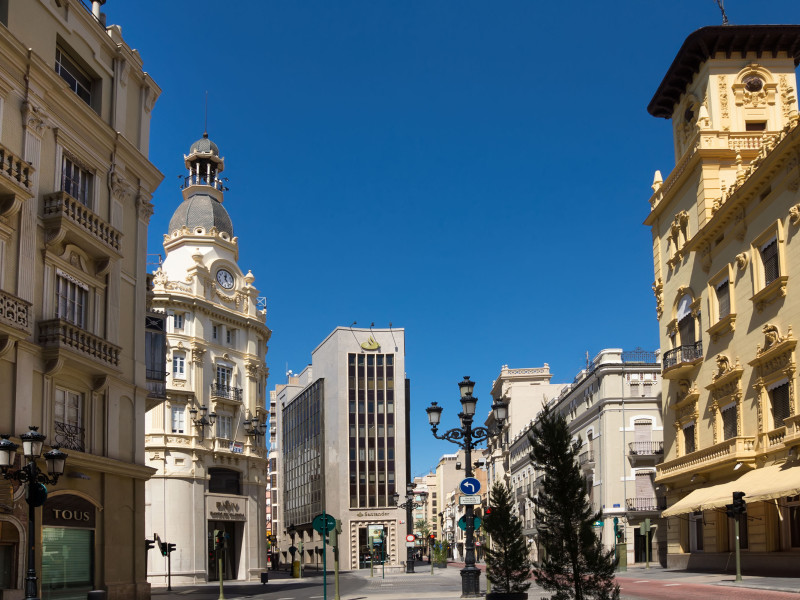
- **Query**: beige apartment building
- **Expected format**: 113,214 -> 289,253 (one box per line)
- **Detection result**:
485,365 -> 567,489
646,24 -> 800,574
543,349 -> 664,566
144,136 -> 271,584
0,2 -> 163,599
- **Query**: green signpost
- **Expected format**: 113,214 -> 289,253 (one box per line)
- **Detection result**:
313,513 -> 337,600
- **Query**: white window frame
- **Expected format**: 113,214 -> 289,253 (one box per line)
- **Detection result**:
55,387 -> 82,427
55,269 -> 88,328
217,414 -> 233,440
172,353 -> 186,379
173,313 -> 184,330
171,405 -> 185,434
61,153 -> 94,207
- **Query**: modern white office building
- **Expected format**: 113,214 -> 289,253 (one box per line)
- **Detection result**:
274,326 -> 408,570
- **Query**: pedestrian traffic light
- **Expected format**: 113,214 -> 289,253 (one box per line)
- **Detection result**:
732,491 -> 746,515
167,543 -> 176,554
214,529 -> 225,550
145,539 -> 155,552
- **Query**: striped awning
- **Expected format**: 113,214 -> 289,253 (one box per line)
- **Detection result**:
662,464 -> 800,517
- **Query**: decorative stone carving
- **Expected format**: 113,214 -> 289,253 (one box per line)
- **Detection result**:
789,204 -> 800,226
780,75 -> 797,120
735,252 -> 749,271
152,267 -> 168,288
715,355 -> 732,379
700,243 -> 712,273
136,194 -> 154,224
192,344 -> 206,366
22,101 -> 50,136
719,75 -> 730,130
652,278 -> 664,320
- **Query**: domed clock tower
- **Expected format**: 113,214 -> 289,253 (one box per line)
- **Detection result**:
145,134 -> 271,584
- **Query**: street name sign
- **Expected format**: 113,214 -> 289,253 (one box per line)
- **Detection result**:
459,494 -> 481,505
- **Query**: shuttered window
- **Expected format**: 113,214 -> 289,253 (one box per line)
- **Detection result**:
770,383 -> 791,428
716,279 -> 730,319
721,403 -> 738,440
761,238 -> 779,285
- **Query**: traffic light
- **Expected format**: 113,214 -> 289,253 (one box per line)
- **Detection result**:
145,539 -> 155,552
733,491 -> 746,515
485,506 -> 494,516
214,529 -> 224,550
428,533 -> 435,542
159,539 -> 168,556
167,543 -> 176,554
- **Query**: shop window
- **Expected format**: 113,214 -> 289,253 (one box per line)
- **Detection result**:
689,511 -> 704,552
55,271 -> 88,328
61,155 -> 93,207
788,496 -> 800,548
209,468 -> 241,495
42,527 -> 93,597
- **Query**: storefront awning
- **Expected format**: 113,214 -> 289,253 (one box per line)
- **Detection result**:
662,464 -> 800,517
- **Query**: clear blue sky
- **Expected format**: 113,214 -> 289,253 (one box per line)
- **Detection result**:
106,1 -> 798,477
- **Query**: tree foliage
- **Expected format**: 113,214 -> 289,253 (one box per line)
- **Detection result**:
484,482 -> 532,593
529,404 -> 619,600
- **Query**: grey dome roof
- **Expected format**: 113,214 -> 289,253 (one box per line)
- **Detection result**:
168,193 -> 233,236
189,134 -> 219,156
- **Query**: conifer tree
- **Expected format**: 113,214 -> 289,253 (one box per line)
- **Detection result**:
484,482 -> 532,594
529,404 -> 619,600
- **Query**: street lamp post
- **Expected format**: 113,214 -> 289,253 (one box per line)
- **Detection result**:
0,428 -> 68,600
189,402 -> 217,442
392,483 -> 424,573
426,377 -> 506,599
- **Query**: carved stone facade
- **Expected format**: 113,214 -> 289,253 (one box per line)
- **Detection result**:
144,138 -> 271,584
0,4 -> 163,600
646,25 -> 800,574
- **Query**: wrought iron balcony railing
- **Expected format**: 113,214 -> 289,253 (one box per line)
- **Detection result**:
211,383 -> 242,401
663,341 -> 703,370
628,441 -> 664,456
626,496 -> 667,512
54,421 -> 85,452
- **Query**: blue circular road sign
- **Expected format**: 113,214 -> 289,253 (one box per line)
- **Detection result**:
459,477 -> 481,495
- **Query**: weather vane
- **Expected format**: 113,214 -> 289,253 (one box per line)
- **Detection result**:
714,0 -> 729,25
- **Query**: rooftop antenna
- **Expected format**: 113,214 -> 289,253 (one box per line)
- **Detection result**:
203,91 -> 209,137
714,0 -> 729,25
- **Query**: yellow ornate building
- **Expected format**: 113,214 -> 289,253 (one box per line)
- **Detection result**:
646,24 -> 800,573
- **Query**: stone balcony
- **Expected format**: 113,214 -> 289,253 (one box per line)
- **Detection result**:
0,142 -> 33,217
655,435 -> 756,484
43,191 -> 122,265
0,288 -> 32,337
38,318 -> 121,372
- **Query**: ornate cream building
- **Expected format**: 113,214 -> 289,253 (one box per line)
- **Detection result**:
646,24 -> 800,574
0,2 -> 163,599
144,135 -> 271,584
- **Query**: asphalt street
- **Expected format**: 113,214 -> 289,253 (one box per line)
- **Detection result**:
150,562 -> 800,600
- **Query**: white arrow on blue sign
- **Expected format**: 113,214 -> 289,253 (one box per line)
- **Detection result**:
459,477 -> 481,495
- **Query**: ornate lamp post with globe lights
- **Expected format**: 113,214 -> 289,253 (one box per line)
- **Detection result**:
0,427 -> 68,600
426,377 -> 507,598
392,483 -> 425,573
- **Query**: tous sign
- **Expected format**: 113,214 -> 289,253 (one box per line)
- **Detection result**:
43,494 -> 96,528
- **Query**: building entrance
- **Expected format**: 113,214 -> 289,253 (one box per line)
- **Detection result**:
633,528 -> 653,564
208,521 -> 241,581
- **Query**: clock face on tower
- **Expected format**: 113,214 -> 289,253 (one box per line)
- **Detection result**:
216,269 -> 234,289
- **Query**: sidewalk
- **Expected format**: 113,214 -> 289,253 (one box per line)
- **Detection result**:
615,564 -> 800,595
